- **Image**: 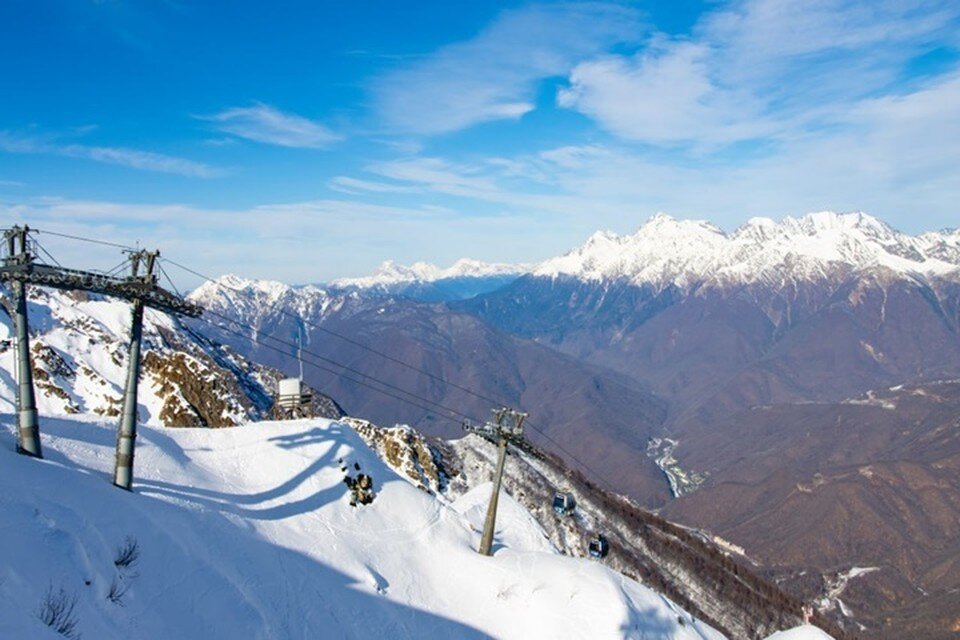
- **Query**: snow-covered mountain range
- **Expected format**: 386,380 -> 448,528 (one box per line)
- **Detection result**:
534,212 -> 960,288
332,258 -> 526,288
330,211 -> 960,295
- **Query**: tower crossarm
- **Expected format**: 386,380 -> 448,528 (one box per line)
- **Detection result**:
0,262 -> 201,317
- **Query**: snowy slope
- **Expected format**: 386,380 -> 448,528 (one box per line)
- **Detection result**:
535,211 -> 960,288
351,421 -> 840,640
0,416 -> 727,640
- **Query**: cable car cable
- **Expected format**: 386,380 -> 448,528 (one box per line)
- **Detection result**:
192,306 -> 481,426
161,257 -> 513,409
165,257 -> 626,490
32,228 -> 137,251
192,314 -> 473,428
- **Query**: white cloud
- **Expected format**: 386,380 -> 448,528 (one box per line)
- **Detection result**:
371,3 -> 643,134
557,41 -> 773,144
0,131 -> 221,178
558,0 -> 960,145
200,104 -> 340,148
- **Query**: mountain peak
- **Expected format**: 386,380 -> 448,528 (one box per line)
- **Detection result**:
792,211 -> 892,236
190,274 -> 293,303
639,213 -> 725,237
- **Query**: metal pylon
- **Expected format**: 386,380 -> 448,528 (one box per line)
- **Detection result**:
112,251 -> 156,490
464,407 -> 528,556
3,226 -> 41,457
113,298 -> 144,490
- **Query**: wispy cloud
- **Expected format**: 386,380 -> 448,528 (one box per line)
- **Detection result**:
558,0 -> 960,146
0,195 -> 540,287
371,3 -> 643,135
334,60 -> 960,236
328,176 -> 422,195
0,131 -> 221,178
200,104 -> 341,148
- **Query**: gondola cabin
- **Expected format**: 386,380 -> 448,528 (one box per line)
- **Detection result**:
553,491 -> 576,515
588,534 -> 609,559
274,377 -> 313,419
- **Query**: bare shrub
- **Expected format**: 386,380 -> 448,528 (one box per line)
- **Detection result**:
113,536 -> 139,570
106,576 -> 129,606
36,585 -> 81,639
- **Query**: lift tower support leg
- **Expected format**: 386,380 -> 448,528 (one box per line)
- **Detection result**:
113,298 -> 144,490
479,436 -> 508,556
13,279 -> 41,458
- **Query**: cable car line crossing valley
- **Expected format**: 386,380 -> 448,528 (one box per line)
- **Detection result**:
192,312 -> 477,427
19,226 -> 639,484
159,256 -> 517,410
2,226 -> 620,558
157,255 -> 624,491
18,225 -> 625,491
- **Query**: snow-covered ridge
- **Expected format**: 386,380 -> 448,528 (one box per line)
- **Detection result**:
332,258 -> 529,289
0,287 -> 307,426
187,274 -> 344,320
535,211 -> 960,288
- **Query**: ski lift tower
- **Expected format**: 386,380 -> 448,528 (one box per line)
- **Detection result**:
0,226 -> 201,489
463,407 -> 528,556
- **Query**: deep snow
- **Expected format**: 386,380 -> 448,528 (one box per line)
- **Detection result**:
0,415 -> 730,639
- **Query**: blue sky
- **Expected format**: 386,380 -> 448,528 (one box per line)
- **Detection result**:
2,0 -> 959,286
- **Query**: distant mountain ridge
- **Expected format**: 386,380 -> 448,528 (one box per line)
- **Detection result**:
533,211 -> 960,288
332,258 -> 528,288
326,211 -> 960,295
328,258 -> 529,302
